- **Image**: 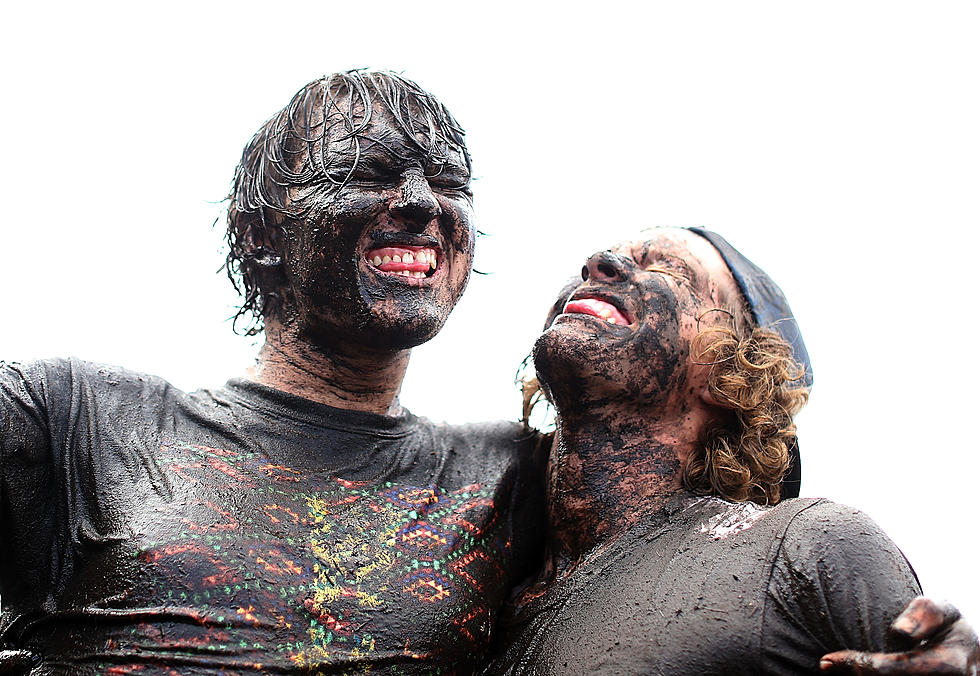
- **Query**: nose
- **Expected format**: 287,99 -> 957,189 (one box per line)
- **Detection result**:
582,251 -> 627,283
389,169 -> 442,230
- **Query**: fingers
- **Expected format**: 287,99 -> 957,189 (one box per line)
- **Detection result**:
892,597 -> 961,642
820,599 -> 978,675
820,650 -> 879,673
820,647 -> 966,675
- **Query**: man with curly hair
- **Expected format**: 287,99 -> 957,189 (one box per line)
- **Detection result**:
486,228 -> 978,674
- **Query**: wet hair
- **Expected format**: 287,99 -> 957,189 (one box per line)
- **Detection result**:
224,69 -> 471,334
683,323 -> 808,504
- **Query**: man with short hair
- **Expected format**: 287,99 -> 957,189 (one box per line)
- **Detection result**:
0,70 -> 545,674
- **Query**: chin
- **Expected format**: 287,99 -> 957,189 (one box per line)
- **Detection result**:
531,328 -> 600,413
533,323 -> 684,413
342,297 -> 453,350
361,316 -> 447,350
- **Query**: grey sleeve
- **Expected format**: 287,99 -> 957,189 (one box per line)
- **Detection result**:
1,360 -> 64,614
1,358 -> 173,613
0,360 -> 54,469
0,360 -> 61,527
761,500 -> 922,674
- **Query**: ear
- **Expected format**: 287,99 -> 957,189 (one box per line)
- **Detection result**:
699,386 -> 739,411
239,213 -> 285,268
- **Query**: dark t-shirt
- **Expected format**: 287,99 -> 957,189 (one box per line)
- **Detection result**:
0,358 -> 546,674
486,494 -> 921,675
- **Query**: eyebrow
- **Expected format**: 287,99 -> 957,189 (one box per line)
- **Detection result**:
346,133 -> 469,176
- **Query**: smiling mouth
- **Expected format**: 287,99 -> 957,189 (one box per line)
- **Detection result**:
562,297 -> 632,326
365,245 -> 439,279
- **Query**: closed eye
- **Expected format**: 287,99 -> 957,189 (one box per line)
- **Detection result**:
327,162 -> 393,184
644,264 -> 690,283
426,165 -> 472,194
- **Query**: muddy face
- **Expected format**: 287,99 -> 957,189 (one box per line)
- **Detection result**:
532,230 -> 744,565
533,230 -> 739,417
279,103 -> 475,352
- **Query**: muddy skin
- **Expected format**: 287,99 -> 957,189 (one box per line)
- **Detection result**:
530,234 -> 736,575
483,230 -> 935,675
250,100 -> 475,414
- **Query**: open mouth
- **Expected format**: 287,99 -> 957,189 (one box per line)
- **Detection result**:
562,296 -> 632,326
364,245 -> 439,280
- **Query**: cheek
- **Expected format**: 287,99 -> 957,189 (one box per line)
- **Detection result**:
319,189 -> 388,230
623,322 -> 687,402
440,200 -> 476,297
612,285 -> 690,402
440,197 -> 475,253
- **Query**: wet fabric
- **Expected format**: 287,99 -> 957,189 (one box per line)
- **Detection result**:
485,493 -> 921,675
0,358 -> 546,675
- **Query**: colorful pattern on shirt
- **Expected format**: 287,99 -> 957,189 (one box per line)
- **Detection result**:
101,441 -> 510,674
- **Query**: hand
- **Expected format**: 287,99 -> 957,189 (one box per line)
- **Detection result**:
820,597 -> 979,674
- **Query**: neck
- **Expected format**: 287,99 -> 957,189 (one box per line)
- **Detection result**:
247,317 -> 410,416
544,400 -> 703,577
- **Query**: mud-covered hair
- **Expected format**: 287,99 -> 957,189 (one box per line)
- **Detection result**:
683,323 -> 808,504
225,69 -> 471,334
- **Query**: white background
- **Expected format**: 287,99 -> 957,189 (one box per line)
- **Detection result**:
2,2 -> 977,627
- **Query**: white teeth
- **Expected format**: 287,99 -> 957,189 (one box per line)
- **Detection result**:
368,248 -> 437,276
607,317 -> 616,323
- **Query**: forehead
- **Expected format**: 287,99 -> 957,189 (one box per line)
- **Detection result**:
614,229 -> 740,305
318,96 -> 468,168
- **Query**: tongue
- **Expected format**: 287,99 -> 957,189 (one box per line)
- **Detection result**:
564,298 -> 630,326
366,246 -> 432,273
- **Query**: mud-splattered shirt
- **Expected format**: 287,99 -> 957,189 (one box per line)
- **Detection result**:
485,493 -> 921,675
0,359 -> 545,675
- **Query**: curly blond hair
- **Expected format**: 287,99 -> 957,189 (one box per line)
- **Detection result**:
520,324 -> 808,505
683,324 -> 808,504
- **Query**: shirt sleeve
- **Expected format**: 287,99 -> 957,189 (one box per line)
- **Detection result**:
1,360 -> 55,469
1,360 -> 65,612
761,500 -> 922,674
